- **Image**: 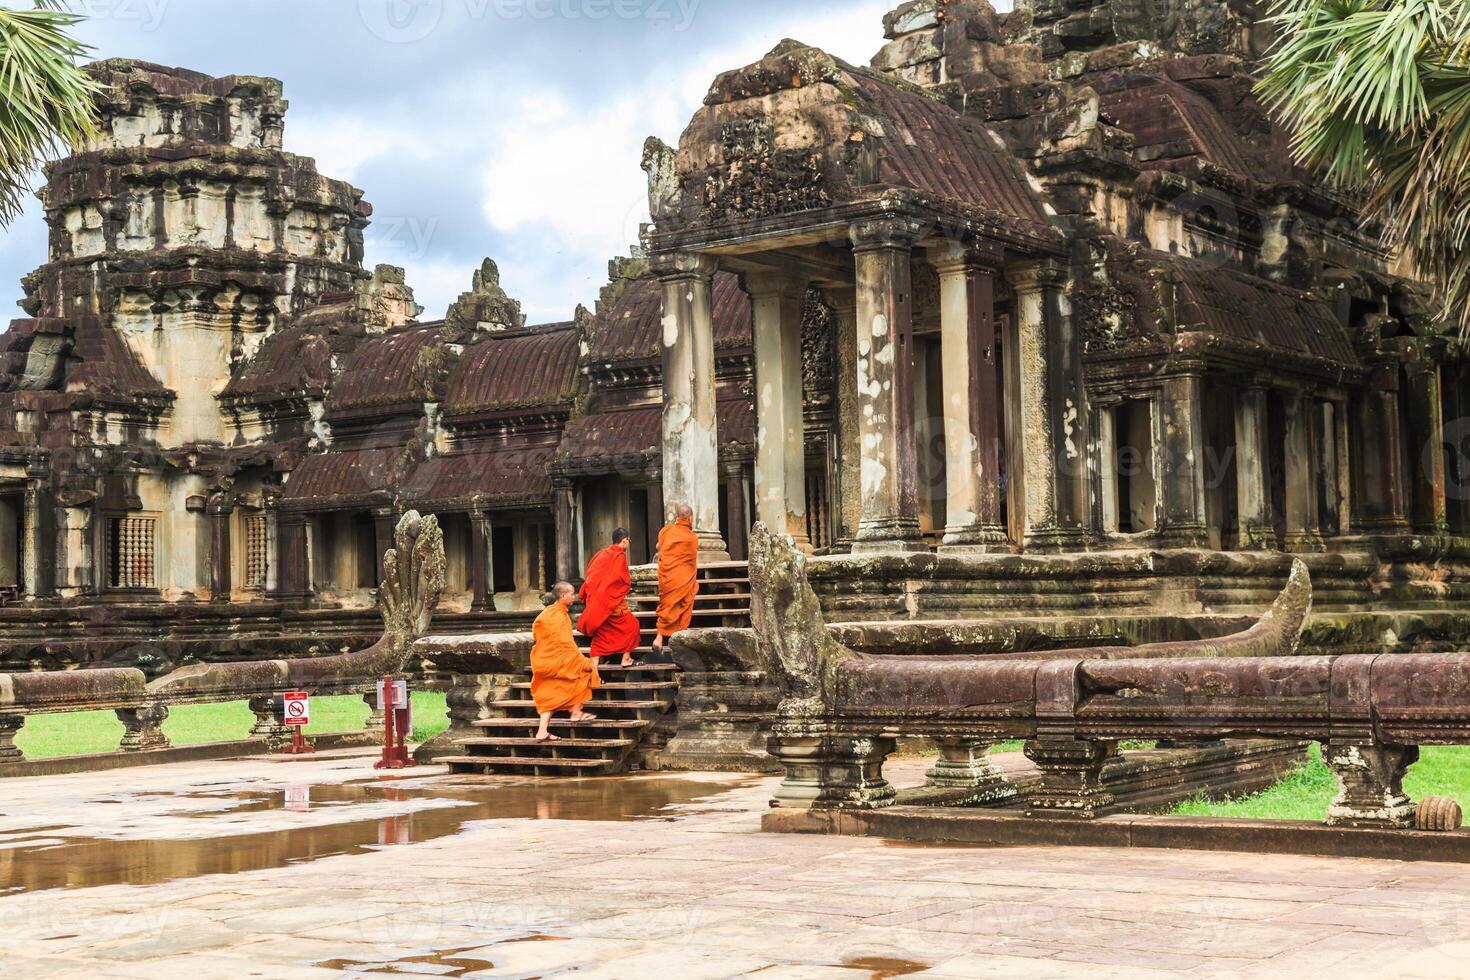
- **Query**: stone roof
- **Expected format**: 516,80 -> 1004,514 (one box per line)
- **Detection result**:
401,446 -> 557,510
324,323 -> 447,420
585,273 -> 750,365
557,398 -> 755,467
442,323 -> 580,419
279,447 -> 400,511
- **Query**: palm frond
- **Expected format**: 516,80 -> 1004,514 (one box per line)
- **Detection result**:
0,3 -> 99,225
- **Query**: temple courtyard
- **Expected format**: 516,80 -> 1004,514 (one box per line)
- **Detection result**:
3,749 -> 1468,979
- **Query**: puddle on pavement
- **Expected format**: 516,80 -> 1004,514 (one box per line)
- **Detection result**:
316,943 -> 497,977
841,955 -> 931,979
0,774 -> 748,897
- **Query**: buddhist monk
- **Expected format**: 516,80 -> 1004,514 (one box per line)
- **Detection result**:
652,503 -> 699,657
531,582 -> 600,741
577,528 -> 643,668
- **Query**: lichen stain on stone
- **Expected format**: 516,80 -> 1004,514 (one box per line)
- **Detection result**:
662,312 -> 679,348
871,313 -> 889,338
1063,399 -> 1079,460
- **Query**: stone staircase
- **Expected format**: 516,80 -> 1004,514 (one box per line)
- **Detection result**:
443,561 -> 750,776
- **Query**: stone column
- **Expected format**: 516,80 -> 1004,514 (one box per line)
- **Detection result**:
1008,261 -> 1088,552
723,459 -> 748,561
747,270 -> 812,551
1403,355 -> 1449,534
644,479 -> 664,557
117,703 -> 171,751
552,480 -> 576,582
849,216 -> 926,553
1234,383 -> 1274,549
1357,362 -> 1410,532
208,493 -> 232,603
1283,392 -> 1325,552
272,513 -> 310,604
925,738 -> 1017,803
653,251 -> 728,560
1323,741 -> 1418,828
22,475 -> 51,600
1157,368 -> 1209,547
825,291 -> 862,552
1444,362 -> 1470,533
932,242 -> 1008,552
1328,397 -> 1353,537
470,511 -> 491,610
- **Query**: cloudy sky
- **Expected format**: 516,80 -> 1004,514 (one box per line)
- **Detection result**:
0,0 -> 928,324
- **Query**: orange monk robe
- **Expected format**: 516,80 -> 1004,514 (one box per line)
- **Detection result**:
576,545 -> 642,657
656,517 -> 700,638
530,602 -> 600,714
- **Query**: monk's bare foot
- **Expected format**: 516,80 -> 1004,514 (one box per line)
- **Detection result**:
536,732 -> 561,742
570,712 -> 597,722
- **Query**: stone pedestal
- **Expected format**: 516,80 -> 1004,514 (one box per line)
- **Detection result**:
850,217 -> 926,554
655,252 -> 729,561
1323,741 -> 1418,828
1023,738 -> 1117,818
117,703 -> 171,751
248,693 -> 291,749
0,715 -> 24,762
926,737 -> 1017,803
767,731 -> 898,810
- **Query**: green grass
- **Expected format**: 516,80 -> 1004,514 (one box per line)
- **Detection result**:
1173,744 -> 1470,821
14,691 -> 450,760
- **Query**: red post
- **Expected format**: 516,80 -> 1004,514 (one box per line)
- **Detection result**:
374,675 -> 417,770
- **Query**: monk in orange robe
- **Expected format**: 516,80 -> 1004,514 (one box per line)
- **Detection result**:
577,528 -> 643,667
652,503 -> 700,657
531,582 -> 600,741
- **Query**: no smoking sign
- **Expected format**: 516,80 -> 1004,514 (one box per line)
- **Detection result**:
282,691 -> 310,727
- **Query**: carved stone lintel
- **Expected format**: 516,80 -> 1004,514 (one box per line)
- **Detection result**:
1323,741 -> 1418,828
0,715 -> 24,762
926,737 -> 1017,803
849,215 -> 925,252
248,694 -> 290,750
1023,738 -> 1118,819
767,732 -> 897,810
116,703 -> 171,752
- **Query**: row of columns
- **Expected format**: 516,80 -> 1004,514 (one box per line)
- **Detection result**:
653,222 -> 1085,556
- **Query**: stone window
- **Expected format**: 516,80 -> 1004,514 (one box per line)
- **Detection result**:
107,516 -> 156,590
805,466 -> 831,551
243,513 -> 268,590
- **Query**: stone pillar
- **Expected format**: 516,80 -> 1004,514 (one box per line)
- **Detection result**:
1357,362 -> 1410,532
849,217 -> 926,553
248,694 -> 290,750
0,715 -> 24,762
1323,741 -> 1418,828
208,494 -> 232,603
117,703 -> 171,751
1023,738 -> 1118,818
1009,262 -> 1088,552
747,270 -> 813,551
926,737 -> 1017,803
653,251 -> 728,560
1328,397 -> 1353,537
552,480 -> 576,583
826,291 -> 862,552
373,509 -> 396,586
767,729 -> 898,810
644,480 -> 664,557
1157,368 -> 1209,547
1234,384 -> 1274,549
723,459 -> 748,561
933,243 -> 1008,552
1404,355 -> 1449,534
22,476 -> 51,600
470,511 -> 491,610
1283,392 -> 1326,552
272,513 -> 310,604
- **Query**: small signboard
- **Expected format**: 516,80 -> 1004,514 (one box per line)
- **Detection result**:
377,678 -> 411,731
283,691 -> 310,727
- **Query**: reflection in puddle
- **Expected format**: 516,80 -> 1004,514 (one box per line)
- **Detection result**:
317,943 -> 497,977
0,775 -> 746,896
841,955 -> 932,979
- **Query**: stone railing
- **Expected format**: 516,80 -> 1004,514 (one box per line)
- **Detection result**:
749,522 -> 1470,829
0,512 -> 445,766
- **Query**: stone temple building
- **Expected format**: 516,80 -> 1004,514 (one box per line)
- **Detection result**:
0,0 -> 1465,673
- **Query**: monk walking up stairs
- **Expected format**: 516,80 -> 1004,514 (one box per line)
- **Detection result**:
651,503 -> 699,658
577,528 -> 643,668
530,582 -> 601,742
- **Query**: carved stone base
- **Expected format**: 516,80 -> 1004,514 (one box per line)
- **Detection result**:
1324,741 -> 1419,828
362,691 -> 386,736
116,703 -> 171,752
926,737 -> 1017,803
0,714 -> 24,762
1024,738 -> 1118,818
940,524 -> 1011,552
767,733 -> 897,810
248,694 -> 291,750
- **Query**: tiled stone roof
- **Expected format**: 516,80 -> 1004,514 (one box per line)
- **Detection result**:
443,324 -> 580,419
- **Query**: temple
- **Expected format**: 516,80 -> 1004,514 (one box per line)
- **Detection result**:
0,0 -> 1465,679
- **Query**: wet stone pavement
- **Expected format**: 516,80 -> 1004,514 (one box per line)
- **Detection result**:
3,749 -> 1470,979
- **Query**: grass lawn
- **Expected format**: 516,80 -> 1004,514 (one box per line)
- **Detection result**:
15,690 -> 450,760
1173,744 -> 1470,821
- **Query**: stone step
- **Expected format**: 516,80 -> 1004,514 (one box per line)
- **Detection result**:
442,755 -> 619,773
456,737 -> 635,750
630,607 -> 750,620
589,663 -> 678,674
488,699 -> 670,712
472,718 -> 651,730
629,593 -> 753,604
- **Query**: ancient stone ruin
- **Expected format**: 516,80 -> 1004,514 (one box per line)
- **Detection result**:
0,1 -> 1466,838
